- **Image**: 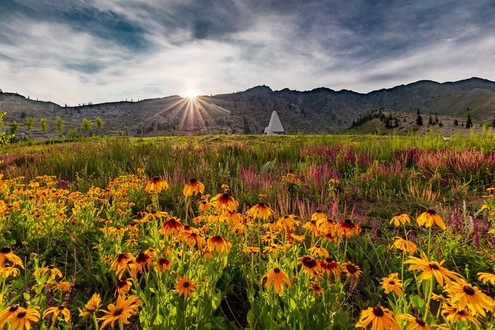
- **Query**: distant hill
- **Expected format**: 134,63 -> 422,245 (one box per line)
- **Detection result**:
1,77 -> 495,138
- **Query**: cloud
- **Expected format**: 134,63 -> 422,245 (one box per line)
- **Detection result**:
0,0 -> 494,104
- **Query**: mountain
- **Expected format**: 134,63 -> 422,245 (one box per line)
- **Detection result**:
1,77 -> 495,137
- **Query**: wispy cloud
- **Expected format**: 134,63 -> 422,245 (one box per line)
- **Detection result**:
0,0 -> 494,104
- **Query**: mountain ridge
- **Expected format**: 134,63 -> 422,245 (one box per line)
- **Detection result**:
1,77 -> 494,137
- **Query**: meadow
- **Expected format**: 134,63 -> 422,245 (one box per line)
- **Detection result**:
1,131 -> 495,329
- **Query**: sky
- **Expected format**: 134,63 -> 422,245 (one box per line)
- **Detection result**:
1,0 -> 495,106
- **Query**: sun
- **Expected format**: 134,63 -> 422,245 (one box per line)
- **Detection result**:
183,89 -> 200,100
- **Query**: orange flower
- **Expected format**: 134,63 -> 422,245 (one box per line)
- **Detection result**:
109,253 -> 134,279
183,178 -> 205,197
342,262 -> 363,278
98,295 -> 141,329
156,258 -> 171,272
416,209 -> 446,230
390,213 -> 411,227
0,247 -> 24,269
175,276 -> 197,297
145,176 -> 169,194
246,203 -> 275,221
159,217 -> 184,236
381,273 -> 403,296
207,235 -> 232,253
261,268 -> 291,294
298,256 -> 321,278
404,252 -> 461,287
336,219 -> 361,238
210,193 -> 239,214
320,258 -> 341,278
391,237 -> 417,254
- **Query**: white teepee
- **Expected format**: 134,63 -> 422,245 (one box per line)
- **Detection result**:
264,111 -> 284,135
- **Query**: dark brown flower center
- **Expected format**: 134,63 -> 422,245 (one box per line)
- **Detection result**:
428,263 -> 440,270
372,306 -> 384,317
113,308 -> 123,316
1,247 -> 12,253
389,280 -> 395,285
190,178 -> 197,183
346,264 -> 357,273
48,264 -> 55,269
301,257 -> 318,268
183,282 -> 190,288
58,306 -> 66,310
9,305 -> 19,312
463,286 -> 475,295
415,317 -> 426,326
274,268 -> 281,273
427,209 -> 436,215
17,311 -> 27,318
136,253 -> 148,263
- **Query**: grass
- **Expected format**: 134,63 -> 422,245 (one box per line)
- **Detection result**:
0,132 -> 495,329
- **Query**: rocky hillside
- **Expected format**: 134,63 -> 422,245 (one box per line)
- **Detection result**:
1,77 -> 495,138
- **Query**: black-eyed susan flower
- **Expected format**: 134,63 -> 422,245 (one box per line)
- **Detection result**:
79,293 -> 101,317
159,217 -> 184,236
316,217 -> 336,236
207,235 -> 232,253
390,213 -> 411,227
109,253 -> 134,279
261,233 -> 277,245
404,252 -> 461,287
0,247 -> 24,268
261,268 -> 291,294
182,230 -> 206,248
43,305 -> 71,324
342,262 -> 363,278
276,214 -> 300,232
320,258 -> 341,278
311,210 -> 327,221
4,306 -> 40,330
309,282 -> 323,296
445,280 -> 494,316
156,258 -> 171,272
175,276 -> 197,297
355,306 -> 400,330
381,273 -> 403,296
477,272 -> 495,285
391,237 -> 417,254
416,209 -> 446,230
183,178 -> 205,197
98,295 -> 141,329
396,314 -> 431,330
299,256 -> 321,278
145,176 -> 169,195
0,305 -> 20,328
441,304 -> 480,326
287,233 -> 305,243
0,265 -> 20,279
263,244 -> 284,254
244,246 -> 261,254
246,202 -> 275,221
210,193 -> 239,214
33,264 -> 63,280
336,219 -> 361,238
262,219 -> 279,231
309,245 -> 329,258
115,278 -> 133,295
303,219 -> 319,235
198,198 -> 212,213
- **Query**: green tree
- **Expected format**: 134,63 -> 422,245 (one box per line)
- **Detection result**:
95,116 -> 105,131
466,114 -> 473,129
55,116 -> 65,136
39,118 -> 48,133
8,121 -> 19,135
25,117 -> 35,131
81,118 -> 92,135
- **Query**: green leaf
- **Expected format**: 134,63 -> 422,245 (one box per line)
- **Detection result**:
410,294 -> 425,310
211,290 -> 222,309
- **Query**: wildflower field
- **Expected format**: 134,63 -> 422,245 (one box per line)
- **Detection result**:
1,132 -> 495,329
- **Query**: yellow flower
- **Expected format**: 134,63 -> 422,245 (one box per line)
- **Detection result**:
396,314 -> 431,330
207,235 -> 232,253
391,237 -> 417,254
298,256 -> 321,278
115,278 -> 133,295
109,253 -> 134,279
309,282 -> 323,296
343,262 -> 363,278
175,276 -> 197,297
477,272 -> 495,285
416,209 -> 446,230
404,252 -> 461,287
445,280 -> 494,317
355,306 -> 400,329
183,178 -> 205,197
1,306 -> 40,330
156,258 -> 171,272
381,273 -> 403,296
86,293 -> 101,311
336,219 -> 361,238
0,265 -> 20,279
261,268 -> 291,294
246,202 -> 275,221
320,258 -> 341,278
441,304 -> 480,326
308,245 -> 329,258
276,214 -> 300,232
98,295 -> 141,329
43,306 -> 71,324
210,193 -> 239,214
390,213 -> 411,226
0,247 -> 24,269
33,264 -> 63,280
145,176 -> 169,194
244,246 -> 261,254
159,217 -> 184,236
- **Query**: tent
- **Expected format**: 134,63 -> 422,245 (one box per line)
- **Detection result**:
264,111 -> 284,135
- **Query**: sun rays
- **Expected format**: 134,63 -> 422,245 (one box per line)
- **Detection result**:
151,95 -> 231,133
